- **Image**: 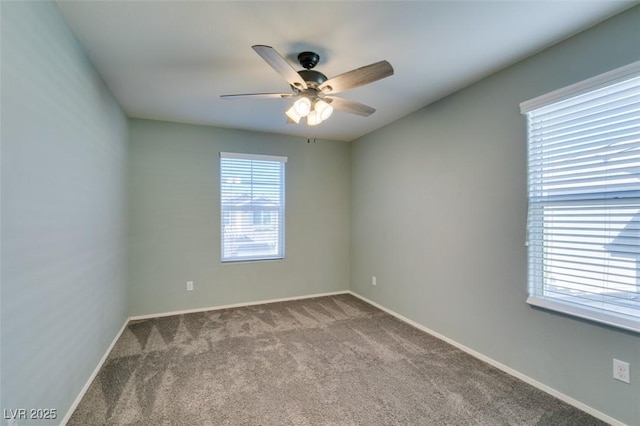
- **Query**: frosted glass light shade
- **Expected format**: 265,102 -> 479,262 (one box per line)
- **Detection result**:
307,110 -> 322,126
293,97 -> 311,117
315,100 -> 333,121
285,105 -> 301,123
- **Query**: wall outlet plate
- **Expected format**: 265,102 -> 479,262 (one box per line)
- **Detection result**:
187,281 -> 194,291
613,359 -> 630,383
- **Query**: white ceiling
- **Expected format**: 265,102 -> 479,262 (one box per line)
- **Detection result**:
56,1 -> 637,142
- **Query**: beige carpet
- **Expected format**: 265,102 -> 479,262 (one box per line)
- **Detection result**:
69,294 -> 604,425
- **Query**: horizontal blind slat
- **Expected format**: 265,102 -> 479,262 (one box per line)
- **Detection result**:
529,106 -> 640,141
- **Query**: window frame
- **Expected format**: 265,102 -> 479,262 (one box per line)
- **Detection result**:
219,152 -> 287,263
520,61 -> 640,333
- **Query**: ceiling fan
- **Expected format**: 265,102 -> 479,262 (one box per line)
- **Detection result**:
221,45 -> 394,126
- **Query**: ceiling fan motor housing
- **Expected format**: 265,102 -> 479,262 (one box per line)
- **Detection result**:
296,51 -> 327,89
297,70 -> 327,88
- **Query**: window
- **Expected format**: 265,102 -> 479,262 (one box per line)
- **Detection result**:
220,152 -> 286,262
521,61 -> 640,333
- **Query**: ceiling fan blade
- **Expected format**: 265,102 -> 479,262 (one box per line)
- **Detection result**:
319,60 -> 393,94
221,93 -> 294,99
252,45 -> 308,90
325,96 -> 376,117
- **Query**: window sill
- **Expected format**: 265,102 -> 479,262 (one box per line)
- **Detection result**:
527,296 -> 640,334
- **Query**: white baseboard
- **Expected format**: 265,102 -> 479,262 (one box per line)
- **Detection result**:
60,318 -> 129,425
128,290 -> 350,321
348,291 -> 625,426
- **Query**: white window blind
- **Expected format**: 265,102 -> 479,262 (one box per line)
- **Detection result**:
220,152 -> 286,262
521,61 -> 640,333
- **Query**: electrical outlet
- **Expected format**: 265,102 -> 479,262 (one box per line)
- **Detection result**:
613,359 -> 630,383
187,281 -> 194,291
372,276 -> 377,286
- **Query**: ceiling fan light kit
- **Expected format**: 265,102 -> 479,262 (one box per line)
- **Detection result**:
221,45 -> 394,126
286,97 -> 333,126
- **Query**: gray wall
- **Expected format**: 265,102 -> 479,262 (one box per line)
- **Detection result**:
128,119 -> 350,316
1,2 -> 129,424
350,6 -> 640,425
